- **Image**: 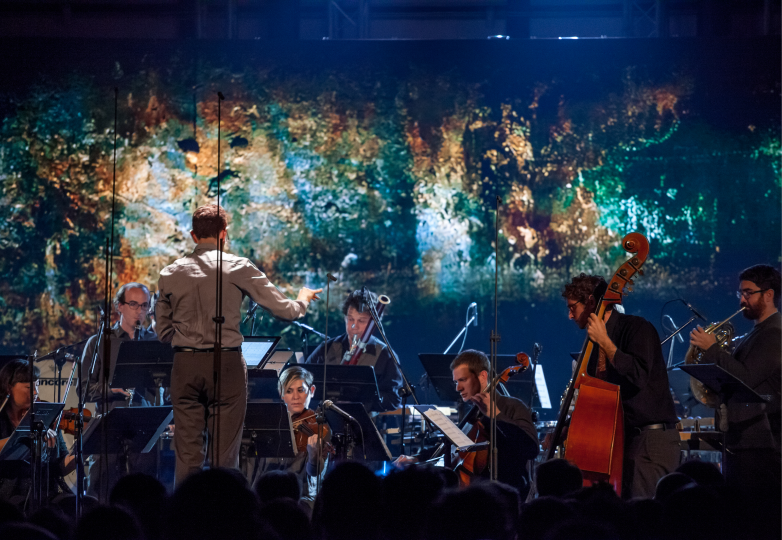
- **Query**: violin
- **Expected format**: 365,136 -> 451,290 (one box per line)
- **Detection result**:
452,352 -> 531,486
291,409 -> 334,456
58,408 -> 93,436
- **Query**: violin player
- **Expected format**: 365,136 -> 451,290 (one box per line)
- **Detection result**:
305,288 -> 403,413
394,349 -> 539,494
0,359 -> 75,510
251,366 -> 329,510
563,273 -> 680,499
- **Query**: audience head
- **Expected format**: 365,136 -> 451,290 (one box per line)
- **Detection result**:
74,506 -> 144,540
312,462 -> 381,540
255,470 -> 302,504
654,472 -> 696,502
29,506 -> 73,540
0,522 -> 59,540
168,468 -> 272,540
675,460 -> 725,489
110,474 -> 167,540
258,498 -> 312,540
535,459 -> 583,498
426,483 -> 515,540
519,497 -> 576,540
381,466 -> 446,540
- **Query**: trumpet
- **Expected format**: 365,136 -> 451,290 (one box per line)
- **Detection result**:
684,306 -> 746,408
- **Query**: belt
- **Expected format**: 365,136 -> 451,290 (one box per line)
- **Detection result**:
634,422 -> 677,433
173,346 -> 241,353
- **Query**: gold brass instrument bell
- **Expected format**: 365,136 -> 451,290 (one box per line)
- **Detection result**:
683,306 -> 745,408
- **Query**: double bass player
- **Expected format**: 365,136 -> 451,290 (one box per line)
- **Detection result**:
562,273 -> 680,499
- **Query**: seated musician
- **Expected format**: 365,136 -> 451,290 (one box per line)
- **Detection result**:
79,281 -> 161,497
563,273 -> 680,499
394,350 -> 539,492
251,366 -> 329,510
0,359 -> 75,509
305,289 -> 403,412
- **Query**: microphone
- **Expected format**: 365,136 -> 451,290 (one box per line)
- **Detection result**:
468,302 -> 478,326
292,320 -> 326,339
680,298 -> 707,321
327,273 -> 338,282
217,91 -> 225,100
134,320 -> 141,340
322,400 -> 357,423
242,300 -> 259,324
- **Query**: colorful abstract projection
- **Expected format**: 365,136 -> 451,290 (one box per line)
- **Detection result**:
0,46 -> 779,353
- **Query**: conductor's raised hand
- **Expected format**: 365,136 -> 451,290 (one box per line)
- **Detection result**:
297,287 -> 323,304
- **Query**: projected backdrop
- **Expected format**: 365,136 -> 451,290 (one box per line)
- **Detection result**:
0,40 -> 779,398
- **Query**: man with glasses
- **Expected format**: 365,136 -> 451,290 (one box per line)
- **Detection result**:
690,264 -> 781,502
80,281 -> 158,496
562,273 -> 680,499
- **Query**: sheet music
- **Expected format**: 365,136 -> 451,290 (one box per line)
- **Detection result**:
422,408 -> 475,449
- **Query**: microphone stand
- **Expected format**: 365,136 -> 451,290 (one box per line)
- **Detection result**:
443,304 -> 477,354
489,195 -> 502,482
98,87 -> 120,504
365,297 -> 421,456
211,91 -> 226,469
28,350 -> 43,512
316,272 -> 338,496
663,315 -> 698,370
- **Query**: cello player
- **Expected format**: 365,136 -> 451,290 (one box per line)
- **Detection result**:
563,273 -> 680,499
394,350 -> 539,493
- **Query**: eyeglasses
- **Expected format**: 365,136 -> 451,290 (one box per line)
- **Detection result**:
736,288 -> 768,300
567,300 -> 582,314
123,301 -> 150,310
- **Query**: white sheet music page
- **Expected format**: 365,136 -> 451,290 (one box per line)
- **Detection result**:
422,408 -> 475,449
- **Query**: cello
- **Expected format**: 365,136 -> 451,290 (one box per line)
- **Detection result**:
545,232 -> 650,495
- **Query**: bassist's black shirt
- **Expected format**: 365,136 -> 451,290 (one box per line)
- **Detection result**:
587,311 -> 678,429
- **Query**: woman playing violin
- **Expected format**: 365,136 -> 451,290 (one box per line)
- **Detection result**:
252,366 -> 330,510
0,359 -> 75,510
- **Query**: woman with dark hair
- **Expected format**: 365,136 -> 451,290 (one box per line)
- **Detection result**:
0,359 -> 75,510
251,366 -> 329,510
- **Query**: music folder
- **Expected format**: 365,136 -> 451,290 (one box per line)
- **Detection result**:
413,405 -> 487,453
243,402 -> 297,459
304,364 -> 380,406
243,336 -> 281,369
677,364 -> 768,403
82,406 -> 173,455
112,341 -> 174,390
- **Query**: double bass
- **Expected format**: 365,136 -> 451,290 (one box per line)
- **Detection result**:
546,232 -> 650,495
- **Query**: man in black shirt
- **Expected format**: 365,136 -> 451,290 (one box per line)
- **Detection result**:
394,349 -> 539,493
564,273 -> 680,499
305,289 -> 403,412
690,264 -> 781,493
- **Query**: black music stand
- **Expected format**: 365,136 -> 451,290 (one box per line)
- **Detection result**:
305,365 -> 380,406
111,341 -> 174,392
246,351 -> 297,402
418,353 -> 541,404
0,402 -> 64,461
678,364 -> 768,404
323,402 -> 392,462
243,403 -> 298,483
82,406 -> 173,476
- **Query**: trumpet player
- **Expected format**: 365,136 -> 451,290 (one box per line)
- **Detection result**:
689,264 -> 781,496
305,289 -> 403,412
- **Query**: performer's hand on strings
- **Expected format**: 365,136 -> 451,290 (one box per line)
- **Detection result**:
297,287 -> 323,304
469,392 -> 501,418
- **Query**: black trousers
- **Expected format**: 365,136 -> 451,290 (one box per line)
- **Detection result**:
622,427 -> 681,499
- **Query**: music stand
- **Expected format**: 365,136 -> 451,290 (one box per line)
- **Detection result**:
322,402 -> 392,462
111,341 -> 174,391
243,336 -> 281,369
305,365 -> 380,406
243,403 -> 297,459
418,353 -> 547,406
678,364 -> 768,403
83,407 -> 173,456
0,402 -> 64,461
